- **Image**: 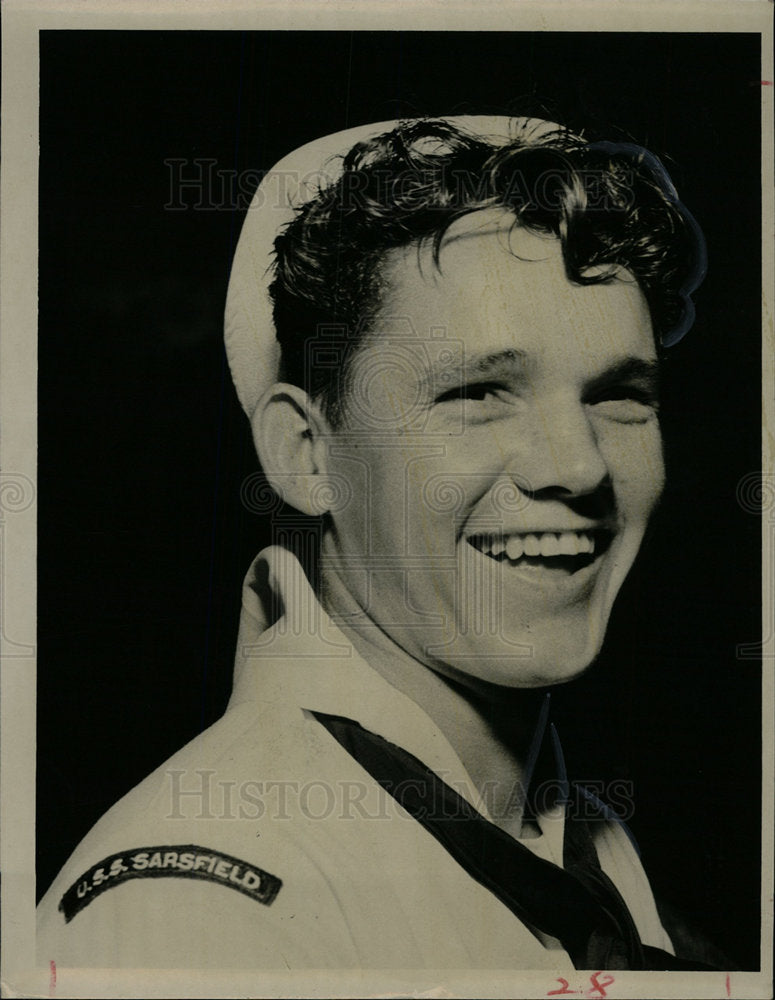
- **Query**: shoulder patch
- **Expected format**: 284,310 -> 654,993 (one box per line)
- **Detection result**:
58,844 -> 282,922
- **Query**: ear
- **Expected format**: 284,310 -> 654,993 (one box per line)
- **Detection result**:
250,383 -> 334,516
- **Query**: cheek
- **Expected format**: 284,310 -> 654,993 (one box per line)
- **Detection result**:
405,453 -> 491,533
603,423 -> 665,516
326,448 -> 454,555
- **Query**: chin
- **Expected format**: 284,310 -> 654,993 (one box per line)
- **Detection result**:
509,645 -> 601,689
433,640 -> 600,689
424,619 -> 606,692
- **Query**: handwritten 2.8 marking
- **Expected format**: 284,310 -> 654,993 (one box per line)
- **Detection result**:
547,972 -> 615,997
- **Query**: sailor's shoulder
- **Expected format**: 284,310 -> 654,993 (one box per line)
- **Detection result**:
35,704 -> 358,968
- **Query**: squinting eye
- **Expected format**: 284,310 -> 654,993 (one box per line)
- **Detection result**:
435,382 -> 503,404
591,389 -> 659,423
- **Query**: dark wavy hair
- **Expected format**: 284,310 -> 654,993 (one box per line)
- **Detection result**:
270,118 -> 706,425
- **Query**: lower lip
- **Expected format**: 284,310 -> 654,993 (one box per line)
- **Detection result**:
465,540 -> 609,603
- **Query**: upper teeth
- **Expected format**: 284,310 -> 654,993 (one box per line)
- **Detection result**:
477,531 -> 595,559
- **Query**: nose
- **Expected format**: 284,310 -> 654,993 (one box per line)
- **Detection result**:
504,399 -> 609,498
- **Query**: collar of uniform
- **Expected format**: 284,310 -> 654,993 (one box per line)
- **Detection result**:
229,545 -> 566,862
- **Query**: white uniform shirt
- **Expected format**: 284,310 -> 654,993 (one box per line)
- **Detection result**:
37,546 -> 674,969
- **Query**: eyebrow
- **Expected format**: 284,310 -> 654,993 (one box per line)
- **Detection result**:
583,357 -> 661,398
423,350 -> 659,395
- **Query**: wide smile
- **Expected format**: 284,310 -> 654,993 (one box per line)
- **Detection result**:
466,528 -> 614,577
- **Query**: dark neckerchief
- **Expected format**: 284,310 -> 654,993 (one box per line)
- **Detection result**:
312,710 -> 716,971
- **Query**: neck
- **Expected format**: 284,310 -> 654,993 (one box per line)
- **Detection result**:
320,561 -> 551,837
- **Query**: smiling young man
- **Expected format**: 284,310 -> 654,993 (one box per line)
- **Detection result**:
37,116 -> 709,971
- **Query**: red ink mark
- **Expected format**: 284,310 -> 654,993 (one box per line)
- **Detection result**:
587,972 -> 615,998
48,959 -> 56,995
547,973 -> 616,998
548,978 -> 580,996
762,81 -> 773,86
726,973 -> 731,997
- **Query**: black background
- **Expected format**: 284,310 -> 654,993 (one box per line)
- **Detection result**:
37,31 -> 762,968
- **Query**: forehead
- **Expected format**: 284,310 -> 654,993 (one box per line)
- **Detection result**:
369,209 -> 654,369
